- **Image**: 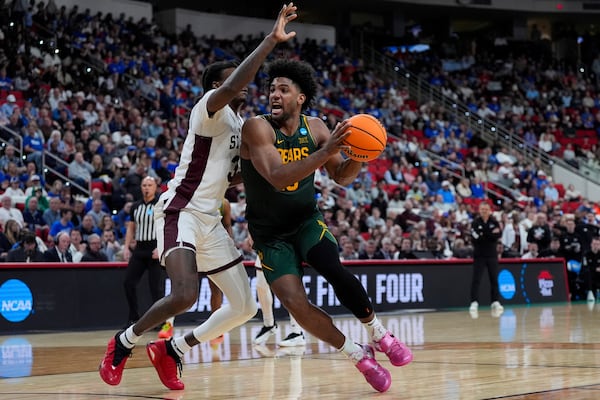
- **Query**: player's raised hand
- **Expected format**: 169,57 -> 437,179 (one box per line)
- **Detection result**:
269,3 -> 298,43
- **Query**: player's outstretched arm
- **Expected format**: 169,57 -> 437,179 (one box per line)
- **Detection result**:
207,3 -> 298,113
242,116 -> 351,190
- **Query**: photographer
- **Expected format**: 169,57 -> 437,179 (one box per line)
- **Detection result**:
6,231 -> 44,262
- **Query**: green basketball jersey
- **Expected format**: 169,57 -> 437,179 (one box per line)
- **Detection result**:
241,114 -> 319,236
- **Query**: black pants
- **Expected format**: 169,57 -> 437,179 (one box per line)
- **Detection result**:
470,256 -> 500,303
123,242 -> 164,322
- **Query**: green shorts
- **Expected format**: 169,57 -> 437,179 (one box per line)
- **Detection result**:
252,213 -> 337,284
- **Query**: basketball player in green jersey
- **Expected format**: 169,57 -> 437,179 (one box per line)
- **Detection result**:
240,59 -> 413,393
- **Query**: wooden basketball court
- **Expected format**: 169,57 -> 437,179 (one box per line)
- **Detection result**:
1,302 -> 600,399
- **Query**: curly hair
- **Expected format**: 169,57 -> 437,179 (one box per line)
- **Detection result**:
266,59 -> 317,111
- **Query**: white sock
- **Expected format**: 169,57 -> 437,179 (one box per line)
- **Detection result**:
256,267 -> 275,327
119,326 -> 141,349
364,316 -> 387,342
263,316 -> 275,328
166,316 -> 175,325
338,336 -> 363,364
172,336 -> 192,358
289,314 -> 302,335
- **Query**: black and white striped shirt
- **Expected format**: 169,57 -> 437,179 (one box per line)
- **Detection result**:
130,197 -> 158,242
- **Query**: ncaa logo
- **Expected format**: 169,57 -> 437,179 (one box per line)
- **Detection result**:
498,270 -> 516,300
0,279 -> 33,322
0,337 -> 33,378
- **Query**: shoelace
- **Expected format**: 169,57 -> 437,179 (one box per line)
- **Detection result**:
175,356 -> 183,377
165,351 -> 183,378
163,340 -> 184,378
351,344 -> 369,364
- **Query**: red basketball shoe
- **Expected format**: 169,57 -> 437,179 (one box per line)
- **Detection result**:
146,340 -> 184,390
99,333 -> 132,386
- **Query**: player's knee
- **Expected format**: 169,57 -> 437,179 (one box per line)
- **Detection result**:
169,293 -> 197,313
167,282 -> 198,312
278,292 -> 310,316
240,288 -> 258,317
243,300 -> 258,320
228,289 -> 258,320
307,239 -> 346,278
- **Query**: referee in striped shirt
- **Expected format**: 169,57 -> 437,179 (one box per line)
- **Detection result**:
123,176 -> 164,325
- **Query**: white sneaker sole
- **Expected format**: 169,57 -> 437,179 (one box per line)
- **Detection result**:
253,329 -> 278,345
278,337 -> 306,347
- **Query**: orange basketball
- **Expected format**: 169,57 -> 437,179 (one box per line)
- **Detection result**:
342,114 -> 387,162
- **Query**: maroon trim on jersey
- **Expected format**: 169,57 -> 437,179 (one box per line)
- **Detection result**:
179,241 -> 196,250
166,135 -> 212,212
163,212 -> 180,252
163,212 -> 196,253
205,255 -> 244,275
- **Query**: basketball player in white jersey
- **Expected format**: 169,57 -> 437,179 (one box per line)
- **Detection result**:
99,3 -> 298,390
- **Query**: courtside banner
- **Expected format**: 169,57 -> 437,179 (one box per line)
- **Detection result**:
228,258 -> 568,320
289,258 -> 569,315
0,259 -> 568,332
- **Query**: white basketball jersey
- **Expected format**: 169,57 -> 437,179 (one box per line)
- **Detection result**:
163,89 -> 242,215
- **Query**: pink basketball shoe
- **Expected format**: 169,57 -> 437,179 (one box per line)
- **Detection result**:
372,332 -> 413,367
354,344 -> 392,393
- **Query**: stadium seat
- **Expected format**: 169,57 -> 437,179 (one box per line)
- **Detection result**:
562,201 -> 581,214
9,91 -> 23,100
91,180 -> 113,194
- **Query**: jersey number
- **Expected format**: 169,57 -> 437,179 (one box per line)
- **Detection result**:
284,181 -> 299,192
227,155 -> 240,183
230,135 -> 241,149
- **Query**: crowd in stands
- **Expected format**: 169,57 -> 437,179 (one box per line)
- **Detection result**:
0,2 -> 600,297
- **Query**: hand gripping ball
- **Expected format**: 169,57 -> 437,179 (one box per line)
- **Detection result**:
342,114 -> 387,162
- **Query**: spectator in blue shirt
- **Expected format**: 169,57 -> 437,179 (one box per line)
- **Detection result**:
424,120 -> 440,138
0,94 -> 18,117
51,101 -> 72,121
113,201 -> 132,239
43,197 -> 62,227
470,176 -> 486,199
534,170 -> 549,190
107,55 -> 126,75
437,181 -> 456,204
146,115 -> 164,138
23,124 -> 44,172
49,208 -> 74,239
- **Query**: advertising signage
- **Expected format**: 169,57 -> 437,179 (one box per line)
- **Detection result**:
0,259 -> 568,332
